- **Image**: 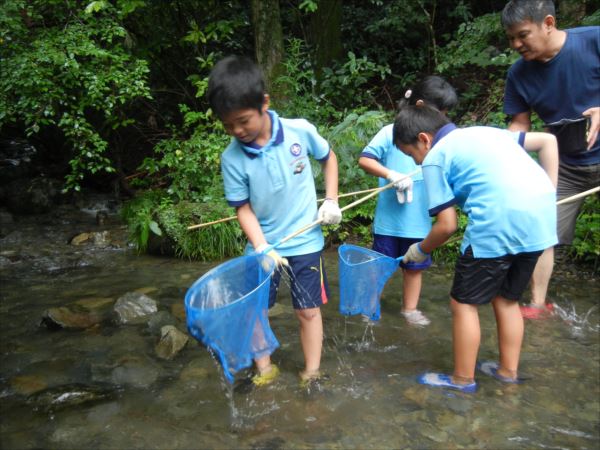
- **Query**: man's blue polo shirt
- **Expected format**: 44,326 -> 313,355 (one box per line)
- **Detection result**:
360,124 -> 431,238
221,110 -> 330,256
423,124 -> 558,258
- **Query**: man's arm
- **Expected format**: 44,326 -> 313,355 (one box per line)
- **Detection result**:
508,111 -> 532,132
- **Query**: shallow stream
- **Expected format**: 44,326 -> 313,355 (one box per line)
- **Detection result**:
1,204 -> 598,449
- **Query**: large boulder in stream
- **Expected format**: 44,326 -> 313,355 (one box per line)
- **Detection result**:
41,297 -> 115,330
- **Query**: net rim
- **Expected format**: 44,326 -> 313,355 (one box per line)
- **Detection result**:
338,243 -> 397,267
184,254 -> 275,312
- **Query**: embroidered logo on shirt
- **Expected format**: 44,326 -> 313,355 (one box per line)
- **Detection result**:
290,143 -> 302,156
293,161 -> 306,174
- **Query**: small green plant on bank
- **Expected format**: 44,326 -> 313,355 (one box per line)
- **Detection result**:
569,195 -> 600,270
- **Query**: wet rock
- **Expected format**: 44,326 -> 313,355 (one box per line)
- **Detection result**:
135,286 -> 159,296
9,375 -> 48,395
69,231 -> 111,247
0,139 -> 38,182
113,292 -> 158,324
95,210 -> 108,225
0,210 -> 13,224
179,365 -> 211,383
171,302 -> 186,321
70,232 -> 91,245
41,297 -> 114,330
147,311 -> 178,335
110,356 -> 160,388
155,325 -> 189,360
27,383 -> 114,411
4,177 -> 62,214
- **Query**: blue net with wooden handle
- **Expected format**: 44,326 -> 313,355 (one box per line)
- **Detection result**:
184,254 -> 279,383
338,244 -> 399,321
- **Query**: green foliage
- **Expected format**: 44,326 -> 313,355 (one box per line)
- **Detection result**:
0,0 -> 152,191
437,12 -> 516,75
271,38 -> 338,123
321,109 -> 393,245
581,9 -> 600,26
569,195 -> 600,270
121,189 -> 243,260
319,52 -> 391,112
156,201 -> 244,260
135,106 -> 229,202
120,189 -> 165,252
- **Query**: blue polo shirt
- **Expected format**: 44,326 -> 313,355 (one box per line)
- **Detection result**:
221,110 -> 330,256
360,124 -> 431,238
423,124 -> 558,258
504,26 -> 600,166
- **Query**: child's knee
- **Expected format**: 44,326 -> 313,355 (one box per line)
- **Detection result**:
296,307 -> 321,322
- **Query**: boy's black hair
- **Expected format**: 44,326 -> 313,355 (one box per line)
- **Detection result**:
393,105 -> 451,148
398,75 -> 458,111
207,55 -> 266,119
501,0 -> 555,29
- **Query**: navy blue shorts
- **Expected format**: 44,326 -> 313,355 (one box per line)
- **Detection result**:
373,234 -> 432,271
450,246 -> 543,305
269,251 -> 329,310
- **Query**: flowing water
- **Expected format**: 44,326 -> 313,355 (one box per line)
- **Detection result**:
1,204 -> 599,449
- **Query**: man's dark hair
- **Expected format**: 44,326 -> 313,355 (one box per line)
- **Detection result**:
393,105 -> 451,148
501,0 -> 555,28
207,55 -> 266,119
398,75 -> 458,112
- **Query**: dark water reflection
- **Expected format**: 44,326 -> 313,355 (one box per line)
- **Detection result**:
1,208 -> 598,449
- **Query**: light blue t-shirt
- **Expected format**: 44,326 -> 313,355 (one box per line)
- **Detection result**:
360,124 -> 431,238
423,124 -> 558,258
221,110 -> 330,257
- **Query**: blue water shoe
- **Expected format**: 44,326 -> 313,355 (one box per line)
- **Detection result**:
417,372 -> 477,393
476,361 -> 523,384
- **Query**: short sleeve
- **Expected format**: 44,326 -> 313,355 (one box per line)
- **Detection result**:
221,150 -> 249,207
301,120 -> 330,161
503,66 -> 530,116
360,125 -> 392,161
422,164 -> 457,216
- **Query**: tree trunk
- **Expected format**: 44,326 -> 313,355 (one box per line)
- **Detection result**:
307,0 -> 343,77
251,0 -> 284,92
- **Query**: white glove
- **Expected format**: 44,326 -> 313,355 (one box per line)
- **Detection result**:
255,243 -> 288,268
386,170 -> 413,204
318,198 -> 342,225
403,242 -> 429,264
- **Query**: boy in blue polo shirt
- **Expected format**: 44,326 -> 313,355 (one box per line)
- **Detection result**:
394,105 -> 558,392
208,55 -> 342,386
359,76 -> 458,327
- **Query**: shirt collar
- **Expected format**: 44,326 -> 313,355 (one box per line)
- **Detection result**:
431,122 -> 457,148
240,110 -> 284,158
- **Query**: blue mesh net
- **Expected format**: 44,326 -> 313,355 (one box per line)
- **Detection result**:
184,254 -> 279,383
338,244 -> 400,321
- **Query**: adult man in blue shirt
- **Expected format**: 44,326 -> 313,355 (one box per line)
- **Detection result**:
502,0 -> 600,319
